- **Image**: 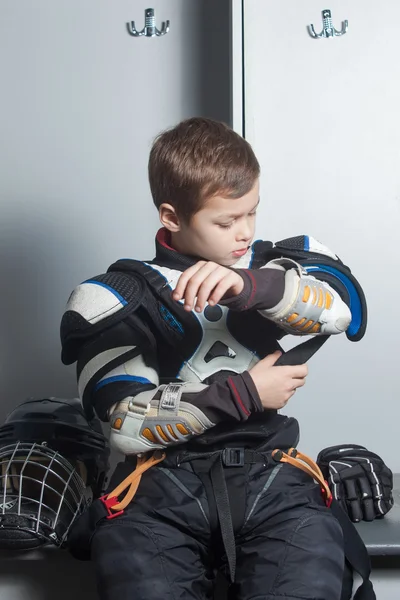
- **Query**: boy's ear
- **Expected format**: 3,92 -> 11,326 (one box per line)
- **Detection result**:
159,203 -> 181,232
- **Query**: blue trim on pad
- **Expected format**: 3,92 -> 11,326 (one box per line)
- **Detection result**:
305,264 -> 362,337
84,280 -> 127,306
249,240 -> 260,268
95,375 -> 151,391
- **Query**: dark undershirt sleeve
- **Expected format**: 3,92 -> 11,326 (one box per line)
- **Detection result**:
181,371 -> 263,423
220,268 -> 285,311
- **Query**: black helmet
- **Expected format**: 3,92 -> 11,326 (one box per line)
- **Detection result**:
0,397 -> 110,550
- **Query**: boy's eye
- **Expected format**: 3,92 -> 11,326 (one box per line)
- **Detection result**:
218,222 -> 233,229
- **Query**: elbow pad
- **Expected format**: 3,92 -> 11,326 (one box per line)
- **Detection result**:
259,258 -> 352,336
109,382 -> 215,455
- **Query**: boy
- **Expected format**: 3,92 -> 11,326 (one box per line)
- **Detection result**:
61,118 -> 355,600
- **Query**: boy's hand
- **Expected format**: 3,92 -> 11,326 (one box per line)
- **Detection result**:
173,261 -> 244,312
249,351 -> 308,409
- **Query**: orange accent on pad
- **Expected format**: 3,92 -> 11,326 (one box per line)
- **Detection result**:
142,428 -> 157,443
325,291 -> 333,310
300,320 -> 314,331
287,313 -> 299,323
302,285 -> 311,303
176,423 -> 189,435
112,418 -> 123,431
156,425 -> 169,442
312,287 -> 317,305
318,288 -> 324,308
310,323 -> 321,333
294,318 -> 306,328
167,425 -> 178,440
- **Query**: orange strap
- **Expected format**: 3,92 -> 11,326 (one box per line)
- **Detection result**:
102,447 -> 331,516
272,447 -> 332,506
104,450 -> 166,513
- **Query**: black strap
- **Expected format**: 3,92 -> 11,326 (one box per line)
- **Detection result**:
210,455 -> 237,583
330,499 -> 376,600
275,335 -> 330,366
174,448 -> 266,467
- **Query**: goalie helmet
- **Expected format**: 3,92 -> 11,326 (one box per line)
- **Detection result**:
0,397 -> 110,550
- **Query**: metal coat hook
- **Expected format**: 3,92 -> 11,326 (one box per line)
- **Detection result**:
127,8 -> 170,37
308,9 -> 348,38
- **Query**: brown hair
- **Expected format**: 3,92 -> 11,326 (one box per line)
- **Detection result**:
148,117 -> 260,222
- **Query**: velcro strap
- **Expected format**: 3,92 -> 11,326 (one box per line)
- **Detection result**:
159,383 -> 183,416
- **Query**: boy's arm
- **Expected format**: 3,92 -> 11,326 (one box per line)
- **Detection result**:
220,266 -> 285,312
174,257 -> 348,336
221,262 -> 351,336
71,326 -> 262,455
61,276 -> 262,455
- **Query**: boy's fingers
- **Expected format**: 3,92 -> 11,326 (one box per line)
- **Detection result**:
178,265 -> 227,311
183,269 -> 218,310
292,378 -> 306,389
173,263 -> 248,313
207,272 -> 240,306
173,263 -> 205,300
174,262 -> 218,303
260,351 -> 282,366
288,365 -> 308,378
195,269 -> 232,311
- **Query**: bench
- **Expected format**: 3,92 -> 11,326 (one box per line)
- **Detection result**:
355,474 -> 400,559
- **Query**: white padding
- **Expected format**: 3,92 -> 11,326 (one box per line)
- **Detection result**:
143,263 -> 183,290
66,282 -> 125,324
306,236 -> 338,260
78,346 -> 136,398
97,353 -> 159,387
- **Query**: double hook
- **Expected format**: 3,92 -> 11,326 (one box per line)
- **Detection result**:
127,7 -> 347,42
308,9 -> 348,38
127,8 -> 170,37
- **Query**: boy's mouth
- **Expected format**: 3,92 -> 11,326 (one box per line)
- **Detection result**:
232,248 -> 248,257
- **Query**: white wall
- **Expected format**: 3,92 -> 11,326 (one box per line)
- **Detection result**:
0,1 -> 231,598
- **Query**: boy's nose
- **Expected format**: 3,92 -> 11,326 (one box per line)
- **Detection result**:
236,224 -> 252,243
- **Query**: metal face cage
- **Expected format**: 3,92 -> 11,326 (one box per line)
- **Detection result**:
0,441 -> 89,550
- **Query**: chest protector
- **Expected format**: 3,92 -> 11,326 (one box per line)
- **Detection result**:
108,234 -> 367,378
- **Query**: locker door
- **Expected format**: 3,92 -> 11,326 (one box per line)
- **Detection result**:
243,1 -> 400,465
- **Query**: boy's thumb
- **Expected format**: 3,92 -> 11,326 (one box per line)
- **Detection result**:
261,350 -> 282,367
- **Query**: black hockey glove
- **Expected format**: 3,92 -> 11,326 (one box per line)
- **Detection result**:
316,444 -> 394,522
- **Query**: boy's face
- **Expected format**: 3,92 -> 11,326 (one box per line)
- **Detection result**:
170,179 -> 259,266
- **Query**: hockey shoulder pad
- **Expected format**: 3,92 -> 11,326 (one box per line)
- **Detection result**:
60,270 -> 145,365
272,235 -> 367,341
